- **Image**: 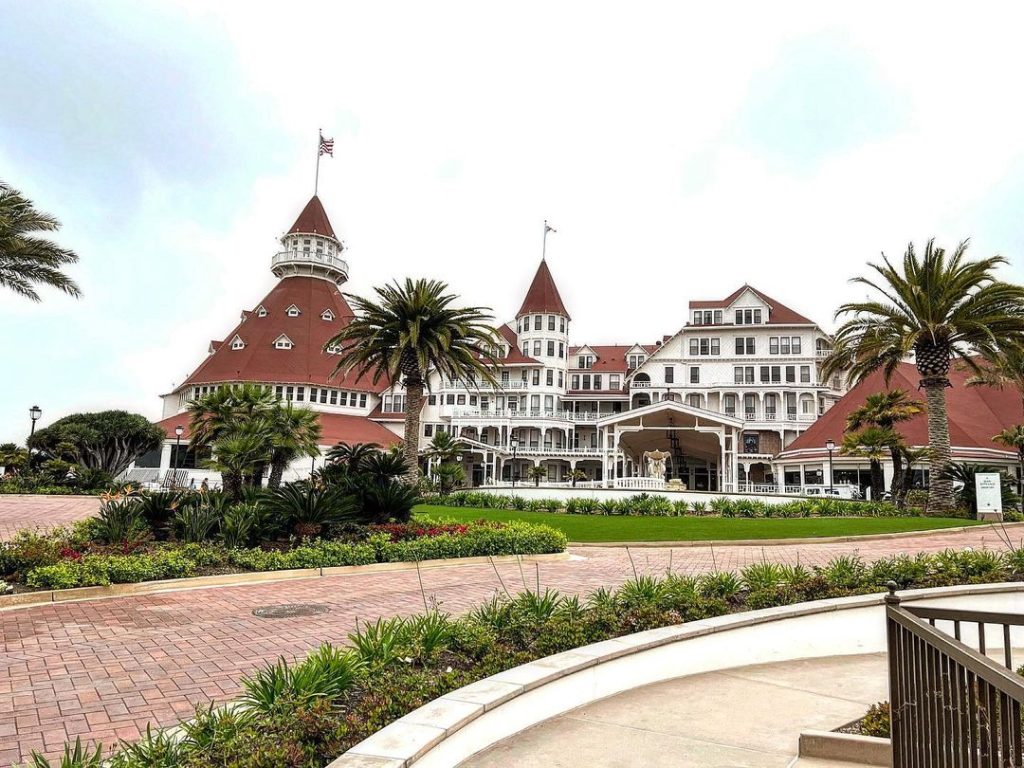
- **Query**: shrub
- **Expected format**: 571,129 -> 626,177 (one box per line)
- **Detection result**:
220,503 -> 263,549
94,498 -> 149,545
173,504 -> 221,544
859,701 -> 891,738
362,480 -> 420,524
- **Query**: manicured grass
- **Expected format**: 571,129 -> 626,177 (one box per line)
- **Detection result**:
414,504 -> 983,542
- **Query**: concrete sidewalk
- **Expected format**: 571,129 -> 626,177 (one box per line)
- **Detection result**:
461,653 -> 889,767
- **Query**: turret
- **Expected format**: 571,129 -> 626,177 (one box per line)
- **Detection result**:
271,195 -> 349,285
515,258 -> 570,364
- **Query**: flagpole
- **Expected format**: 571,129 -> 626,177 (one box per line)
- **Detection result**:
542,220 -> 549,260
314,129 -> 321,196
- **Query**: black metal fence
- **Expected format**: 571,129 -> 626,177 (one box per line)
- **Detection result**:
886,586 -> 1024,767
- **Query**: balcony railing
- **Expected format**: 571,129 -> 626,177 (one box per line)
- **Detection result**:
886,589 -> 1024,767
451,408 -> 603,423
271,250 -> 349,275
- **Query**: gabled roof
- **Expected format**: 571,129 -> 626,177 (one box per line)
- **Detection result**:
496,324 -> 541,365
689,285 -> 814,325
179,276 -> 389,393
287,195 -> 337,239
567,344 -> 658,373
778,363 -> 1023,460
516,259 -> 570,319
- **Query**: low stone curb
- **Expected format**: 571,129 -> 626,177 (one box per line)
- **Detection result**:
799,729 -> 892,766
0,551 -> 571,612
327,582 -> 1024,767
569,520 -> 1011,548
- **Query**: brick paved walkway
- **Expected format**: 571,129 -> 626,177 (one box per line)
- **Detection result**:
0,496 -> 100,541
1,522 -> 1019,764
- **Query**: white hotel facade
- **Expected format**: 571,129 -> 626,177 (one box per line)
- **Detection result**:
143,194 -> 847,492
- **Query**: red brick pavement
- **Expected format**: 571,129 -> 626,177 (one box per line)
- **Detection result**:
0,496 -> 100,541
1,522 -> 1020,764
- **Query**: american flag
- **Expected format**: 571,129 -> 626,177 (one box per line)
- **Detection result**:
319,134 -> 334,157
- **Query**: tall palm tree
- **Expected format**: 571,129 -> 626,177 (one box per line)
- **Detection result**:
840,427 -> 898,501
845,390 -> 924,506
822,240 -> 1024,512
325,278 -> 499,479
0,182 -> 81,301
267,404 -> 322,489
994,425 -> 1024,513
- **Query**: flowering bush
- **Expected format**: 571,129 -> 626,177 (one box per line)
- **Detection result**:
369,522 -> 470,542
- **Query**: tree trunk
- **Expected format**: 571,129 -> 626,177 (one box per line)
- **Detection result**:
869,459 -> 885,501
267,456 -> 286,489
403,378 -> 425,483
890,448 -> 904,507
922,379 -> 955,513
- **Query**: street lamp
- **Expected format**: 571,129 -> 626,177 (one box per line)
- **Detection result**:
174,426 -> 184,486
825,439 -> 835,493
510,435 -> 520,488
28,405 -> 42,439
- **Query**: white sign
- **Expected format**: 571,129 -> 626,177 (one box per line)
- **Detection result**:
975,472 -> 1003,516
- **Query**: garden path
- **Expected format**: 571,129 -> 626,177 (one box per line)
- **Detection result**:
462,653 -> 888,767
0,495 -> 101,541
0,521 -> 1018,763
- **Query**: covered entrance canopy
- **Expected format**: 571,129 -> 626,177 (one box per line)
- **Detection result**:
597,401 -> 743,492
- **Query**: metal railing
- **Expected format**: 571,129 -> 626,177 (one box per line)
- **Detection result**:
451,408 -> 604,423
271,250 -> 349,275
886,587 -> 1024,767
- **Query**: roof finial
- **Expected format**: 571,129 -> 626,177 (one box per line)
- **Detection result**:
542,220 -> 557,261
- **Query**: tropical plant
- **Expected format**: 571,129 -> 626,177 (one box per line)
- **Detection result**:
27,737 -> 103,767
845,390 -> 924,506
266,403 -> 322,489
362,480 -> 420,523
0,442 -> 28,474
27,411 -> 164,477
967,343 -> 1024,419
94,498 -> 148,544
822,240 -> 1024,512
432,462 -> 466,495
567,468 -> 587,488
527,465 -> 547,487
264,483 -> 357,536
173,503 -> 221,544
426,430 -> 463,463
994,425 -> 1024,513
324,278 -> 499,479
841,427 -> 898,501
326,441 -> 379,472
0,181 -> 81,301
940,463 -> 1017,515
202,418 -> 273,500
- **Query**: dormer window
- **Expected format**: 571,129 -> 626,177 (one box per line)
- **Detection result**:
230,335 -> 245,351
256,305 -> 268,318
321,309 -> 335,321
273,334 -> 294,350
628,354 -> 646,369
286,304 -> 301,318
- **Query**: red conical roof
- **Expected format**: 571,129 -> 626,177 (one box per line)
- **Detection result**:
287,195 -> 337,238
179,276 -> 388,392
516,259 -> 570,319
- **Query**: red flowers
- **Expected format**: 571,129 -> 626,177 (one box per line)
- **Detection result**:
368,522 -> 487,542
59,547 -> 82,561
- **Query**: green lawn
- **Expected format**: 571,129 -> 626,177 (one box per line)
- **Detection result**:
414,505 -> 983,543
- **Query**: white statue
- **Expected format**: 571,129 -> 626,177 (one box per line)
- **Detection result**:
643,450 -> 670,480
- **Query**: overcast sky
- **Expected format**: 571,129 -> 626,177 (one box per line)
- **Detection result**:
3,1 -> 1024,443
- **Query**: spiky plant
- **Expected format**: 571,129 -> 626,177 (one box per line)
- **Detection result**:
324,278 -> 499,480
845,390 -> 924,507
822,239 -> 1024,512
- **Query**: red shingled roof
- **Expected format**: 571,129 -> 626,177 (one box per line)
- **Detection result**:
779,363 -> 1023,460
516,259 -> 570,319
496,324 -> 541,365
156,412 -> 400,447
287,195 -> 337,239
690,285 -> 814,325
180,276 -> 389,392
567,345 -> 658,372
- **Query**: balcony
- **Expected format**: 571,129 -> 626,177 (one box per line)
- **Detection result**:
271,250 -> 349,285
450,408 -> 604,423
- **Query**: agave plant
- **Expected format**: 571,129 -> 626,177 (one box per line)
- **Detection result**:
28,738 -> 103,768
172,504 -> 221,544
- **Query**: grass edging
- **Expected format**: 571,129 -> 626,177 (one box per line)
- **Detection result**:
567,520 -> 1006,547
0,552 -> 572,612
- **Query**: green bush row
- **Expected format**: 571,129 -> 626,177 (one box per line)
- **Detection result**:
442,490 -> 924,518
17,522 -> 568,590
29,545 -> 1024,768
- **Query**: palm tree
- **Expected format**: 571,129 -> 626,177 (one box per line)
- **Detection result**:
527,465 -> 547,487
822,240 -> 1024,513
0,182 -> 81,301
189,384 -> 277,493
994,425 -> 1024,513
0,442 -> 28,474
266,404 -> 322,489
568,468 -> 587,488
325,278 -> 499,479
841,427 -> 898,501
203,419 -> 273,500
426,430 -> 463,464
326,441 -> 379,472
845,390 -> 924,507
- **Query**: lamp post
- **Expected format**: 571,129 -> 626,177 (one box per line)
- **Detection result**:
174,425 -> 184,487
510,435 -> 519,488
28,405 -> 41,440
825,439 -> 835,493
